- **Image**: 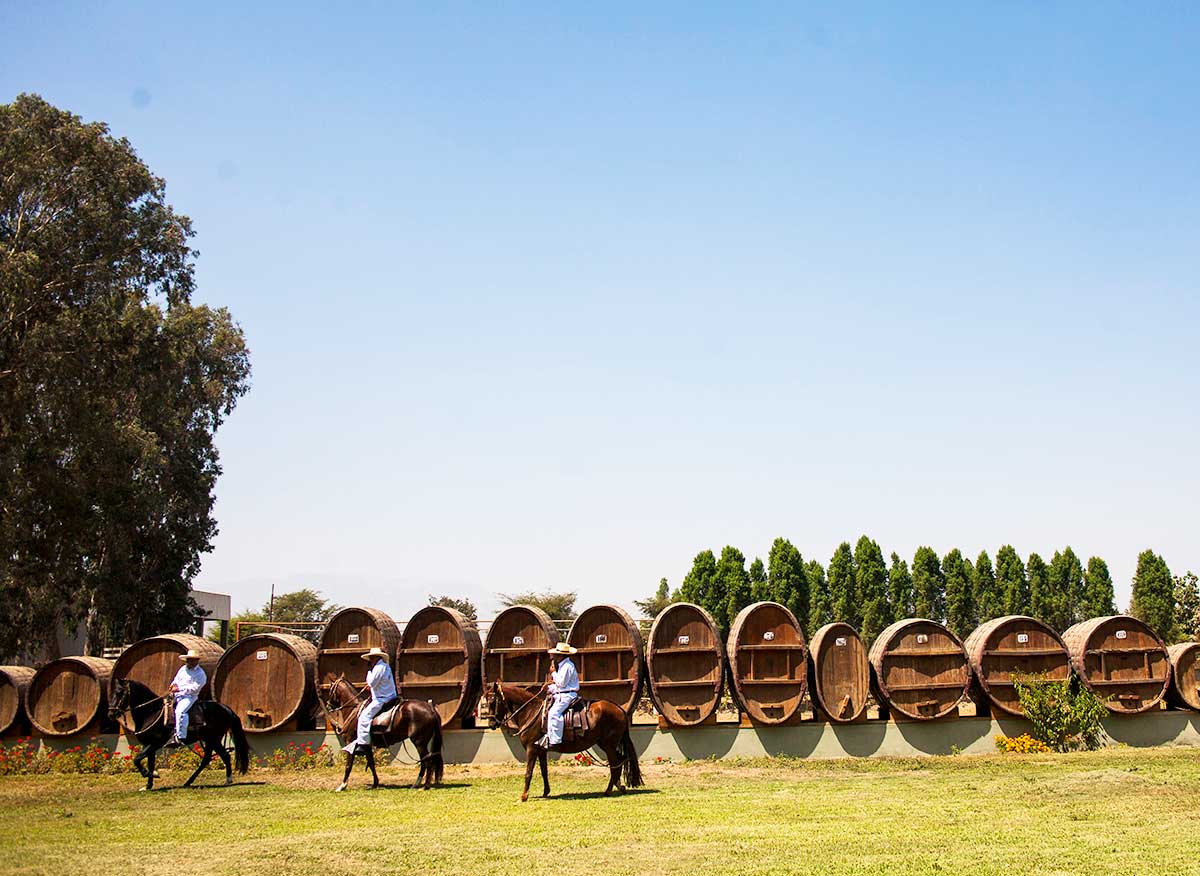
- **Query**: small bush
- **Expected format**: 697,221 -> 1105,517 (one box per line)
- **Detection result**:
994,733 -> 1051,754
1013,673 -> 1108,753
259,741 -> 339,770
0,738 -> 141,775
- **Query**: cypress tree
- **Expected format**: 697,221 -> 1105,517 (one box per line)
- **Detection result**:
888,552 -> 913,620
714,546 -> 750,634
1046,547 -> 1085,629
1130,549 -> 1174,640
1027,553 -> 1051,627
1081,557 -> 1116,619
855,535 -> 891,645
912,546 -> 945,622
767,538 -> 809,634
973,550 -> 1001,623
828,542 -> 859,628
1173,572 -> 1200,642
807,559 -> 830,630
996,545 -> 1029,615
748,557 -> 768,603
680,550 -> 718,614
943,549 -> 975,636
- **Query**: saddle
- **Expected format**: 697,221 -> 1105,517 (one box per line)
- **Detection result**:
367,698 -> 401,743
542,697 -> 591,744
162,698 -> 205,739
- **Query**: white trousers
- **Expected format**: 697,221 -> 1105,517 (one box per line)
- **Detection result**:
355,699 -> 385,747
547,693 -> 577,744
175,695 -> 197,740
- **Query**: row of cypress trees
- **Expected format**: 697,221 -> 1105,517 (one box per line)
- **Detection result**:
677,537 -> 1177,645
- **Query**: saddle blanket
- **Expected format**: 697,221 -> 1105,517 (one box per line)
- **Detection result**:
542,698 -> 591,743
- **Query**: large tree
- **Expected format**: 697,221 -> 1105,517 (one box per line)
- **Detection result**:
827,542 -> 859,628
429,594 -> 478,620
888,552 -> 913,620
855,535 -> 891,645
1173,571 -> 1200,643
943,549 -> 975,637
634,578 -> 677,619
806,559 -> 830,631
996,545 -> 1029,616
973,550 -> 1001,624
1130,549 -> 1174,640
1027,553 -> 1051,627
0,95 -> 251,658
1046,547 -> 1085,630
911,547 -> 945,622
498,590 -> 578,620
766,537 -> 809,634
748,557 -> 767,601
680,549 -> 719,620
1080,557 -> 1116,620
716,545 -> 751,634
215,588 -> 341,643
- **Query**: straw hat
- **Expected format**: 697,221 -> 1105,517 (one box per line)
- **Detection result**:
547,642 -> 578,656
179,650 -> 202,662
360,647 -> 390,662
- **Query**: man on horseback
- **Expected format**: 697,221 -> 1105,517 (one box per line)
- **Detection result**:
168,649 -> 207,747
536,642 -> 579,750
344,646 -> 397,754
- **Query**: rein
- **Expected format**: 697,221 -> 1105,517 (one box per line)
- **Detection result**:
499,684 -> 548,736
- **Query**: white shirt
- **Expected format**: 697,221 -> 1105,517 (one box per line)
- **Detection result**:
550,658 -> 579,695
366,660 -> 397,703
172,664 -> 206,698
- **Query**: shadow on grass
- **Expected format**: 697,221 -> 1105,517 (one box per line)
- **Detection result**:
539,788 -> 661,801
335,781 -> 472,791
157,781 -> 269,792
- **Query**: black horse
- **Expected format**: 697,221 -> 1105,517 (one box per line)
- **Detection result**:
109,678 -> 250,791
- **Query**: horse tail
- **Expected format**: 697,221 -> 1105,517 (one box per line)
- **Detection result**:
428,706 -> 444,783
228,709 -> 251,774
620,723 -> 642,788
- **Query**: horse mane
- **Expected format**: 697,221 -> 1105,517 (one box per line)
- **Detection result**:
498,683 -> 543,705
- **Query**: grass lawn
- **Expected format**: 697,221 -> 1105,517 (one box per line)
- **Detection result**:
2,746 -> 1199,876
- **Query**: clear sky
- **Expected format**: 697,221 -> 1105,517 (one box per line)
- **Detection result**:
3,3 -> 1197,622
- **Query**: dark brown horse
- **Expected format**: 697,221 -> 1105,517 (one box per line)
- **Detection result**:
487,682 -> 642,801
320,675 -> 444,791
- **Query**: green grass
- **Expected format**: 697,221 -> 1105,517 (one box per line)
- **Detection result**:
3,747 -> 1200,876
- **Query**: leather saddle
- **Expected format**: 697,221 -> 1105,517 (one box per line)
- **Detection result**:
162,698 -> 206,738
542,697 -> 591,743
367,698 -> 401,743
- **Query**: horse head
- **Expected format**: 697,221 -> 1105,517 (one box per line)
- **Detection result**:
319,674 -> 361,737
107,678 -> 129,723
487,681 -> 509,728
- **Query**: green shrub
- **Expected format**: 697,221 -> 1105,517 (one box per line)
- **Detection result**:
1013,673 -> 1108,752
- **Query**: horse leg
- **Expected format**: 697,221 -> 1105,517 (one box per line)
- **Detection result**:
183,742 -> 214,787
601,740 -> 623,795
216,741 -> 233,785
335,749 -> 354,792
142,748 -> 157,791
132,746 -> 149,778
539,748 -> 550,798
521,747 -> 537,802
365,745 -> 379,789
414,740 -> 429,790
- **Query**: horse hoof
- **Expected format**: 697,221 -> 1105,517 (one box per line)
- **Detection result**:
225,778 -> 233,786
334,784 -> 347,792
520,794 -> 528,803
137,787 -> 149,792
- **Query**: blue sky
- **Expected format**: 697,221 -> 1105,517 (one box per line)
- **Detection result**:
3,3 -> 1197,620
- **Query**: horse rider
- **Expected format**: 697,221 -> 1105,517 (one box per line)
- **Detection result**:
345,646 -> 397,754
168,649 -> 206,747
537,642 -> 579,750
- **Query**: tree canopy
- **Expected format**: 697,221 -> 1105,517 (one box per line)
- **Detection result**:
1,95 -> 250,658
213,588 -> 339,643
498,589 -> 578,620
1130,549 -> 1174,640
428,594 -> 477,620
633,578 -> 678,618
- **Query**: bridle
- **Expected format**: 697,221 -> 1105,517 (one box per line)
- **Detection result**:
111,680 -> 170,734
492,683 -> 548,736
321,674 -> 369,737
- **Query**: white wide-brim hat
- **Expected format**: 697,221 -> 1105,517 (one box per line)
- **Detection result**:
360,647 -> 391,662
547,642 -> 578,656
179,649 -> 202,661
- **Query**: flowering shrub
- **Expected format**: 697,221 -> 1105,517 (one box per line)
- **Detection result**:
994,734 -> 1051,754
0,738 -> 141,775
653,756 -> 672,765
572,752 -> 597,767
1013,673 -> 1108,752
259,741 -> 338,770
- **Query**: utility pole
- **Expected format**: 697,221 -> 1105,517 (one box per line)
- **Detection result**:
269,582 -> 275,623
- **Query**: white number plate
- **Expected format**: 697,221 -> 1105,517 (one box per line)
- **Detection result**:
763,631 -> 775,641
427,634 -> 440,645
678,635 -> 690,646
1116,630 -> 1127,640
256,650 -> 268,661
916,634 -> 929,644
1017,633 -> 1029,644
595,634 -> 608,644
512,636 -> 525,646
835,637 -> 847,647
347,634 -> 360,644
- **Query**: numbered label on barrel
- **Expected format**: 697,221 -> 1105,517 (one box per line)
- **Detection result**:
1116,630 -> 1127,640
427,634 -> 440,645
835,637 -> 847,647
347,634 -> 360,644
763,631 -> 775,641
256,650 -> 268,661
513,636 -> 525,646
595,634 -> 608,644
916,634 -> 929,644
1017,633 -> 1029,644
678,635 -> 690,645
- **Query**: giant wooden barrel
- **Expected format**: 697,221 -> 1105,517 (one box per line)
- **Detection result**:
0,666 -> 35,736
963,615 -> 1071,717
482,605 -> 559,695
316,607 -> 402,697
1166,642 -> 1200,712
1063,616 -> 1169,714
212,633 -> 317,732
566,604 -> 644,716
726,602 -> 807,725
27,657 -> 116,737
112,633 -> 223,702
398,606 -> 482,728
807,623 -> 869,723
869,619 -> 970,721
645,603 -> 725,727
